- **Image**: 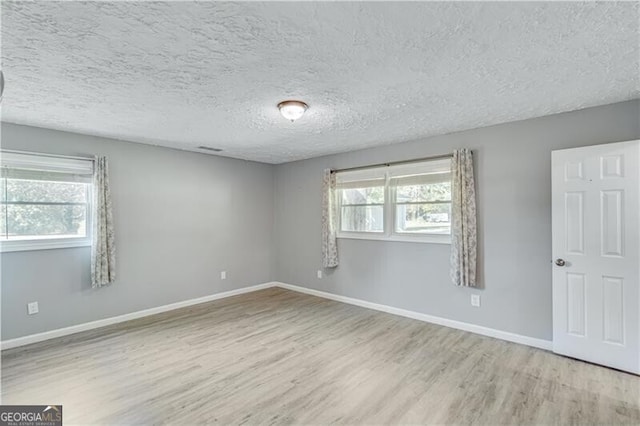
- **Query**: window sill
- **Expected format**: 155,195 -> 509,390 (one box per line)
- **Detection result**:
337,232 -> 451,245
0,238 -> 91,253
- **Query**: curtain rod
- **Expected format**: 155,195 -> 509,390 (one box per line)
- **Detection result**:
331,153 -> 453,174
1,149 -> 95,162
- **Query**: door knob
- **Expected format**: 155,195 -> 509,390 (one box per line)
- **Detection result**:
555,258 -> 566,267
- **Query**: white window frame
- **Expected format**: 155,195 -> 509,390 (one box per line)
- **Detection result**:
336,159 -> 452,245
0,151 -> 94,252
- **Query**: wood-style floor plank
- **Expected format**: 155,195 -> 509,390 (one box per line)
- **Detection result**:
2,288 -> 639,425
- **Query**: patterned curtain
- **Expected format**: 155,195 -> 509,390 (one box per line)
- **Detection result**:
450,149 -> 477,287
322,169 -> 339,268
92,156 -> 116,288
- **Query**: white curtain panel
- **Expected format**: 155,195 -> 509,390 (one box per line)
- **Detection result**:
450,149 -> 478,287
92,156 -> 116,288
322,168 -> 339,268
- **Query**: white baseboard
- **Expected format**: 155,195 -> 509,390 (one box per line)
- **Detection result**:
2,280 -> 551,352
0,282 -> 278,350
273,282 -> 553,351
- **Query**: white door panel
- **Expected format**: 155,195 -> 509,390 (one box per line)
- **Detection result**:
552,140 -> 639,374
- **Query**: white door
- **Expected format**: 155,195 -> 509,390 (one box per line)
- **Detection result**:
552,140 -> 640,374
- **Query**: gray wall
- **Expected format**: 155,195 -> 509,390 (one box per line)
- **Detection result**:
274,100 -> 640,341
2,100 -> 638,342
1,123 -> 275,340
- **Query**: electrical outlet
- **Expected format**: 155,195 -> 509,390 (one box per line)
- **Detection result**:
27,301 -> 39,315
317,270 -> 322,279
220,271 -> 227,280
471,294 -> 481,307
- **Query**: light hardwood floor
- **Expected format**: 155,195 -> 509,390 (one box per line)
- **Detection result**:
2,287 -> 639,425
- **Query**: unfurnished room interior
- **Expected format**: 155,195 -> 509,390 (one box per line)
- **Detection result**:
0,1 -> 639,425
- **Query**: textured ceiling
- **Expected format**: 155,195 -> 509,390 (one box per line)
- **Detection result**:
1,1 -> 639,164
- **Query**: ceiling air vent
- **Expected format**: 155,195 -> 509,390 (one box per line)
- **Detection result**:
197,146 -> 223,152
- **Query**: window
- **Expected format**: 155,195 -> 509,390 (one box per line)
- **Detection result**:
340,180 -> 385,233
336,158 -> 451,243
0,151 -> 94,252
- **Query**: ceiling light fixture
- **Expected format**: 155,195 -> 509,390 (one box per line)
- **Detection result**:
278,100 -> 308,122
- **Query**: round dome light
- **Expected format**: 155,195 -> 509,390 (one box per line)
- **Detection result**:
278,100 -> 308,122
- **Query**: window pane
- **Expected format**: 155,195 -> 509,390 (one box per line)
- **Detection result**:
0,205 -> 5,237
6,204 -> 87,238
341,205 -> 384,233
6,179 -> 88,203
396,182 -> 451,203
395,203 -> 451,234
341,187 -> 384,205
1,179 -> 6,238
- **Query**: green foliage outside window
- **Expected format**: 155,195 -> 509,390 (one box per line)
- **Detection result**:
0,179 -> 88,238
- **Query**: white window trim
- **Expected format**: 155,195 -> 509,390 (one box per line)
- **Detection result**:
1,151 -> 94,175
336,165 -> 452,245
337,231 -> 451,245
0,236 -> 92,252
0,150 -> 94,252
